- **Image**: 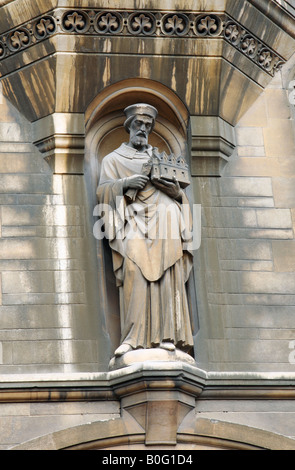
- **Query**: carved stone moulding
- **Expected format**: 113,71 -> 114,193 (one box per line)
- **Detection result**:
32,113 -> 85,174
114,381 -> 200,446
111,362 -> 204,447
190,116 -> 236,177
0,8 -> 286,78
5,366 -> 295,449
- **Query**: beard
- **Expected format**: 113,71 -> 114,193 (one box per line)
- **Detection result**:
130,132 -> 148,150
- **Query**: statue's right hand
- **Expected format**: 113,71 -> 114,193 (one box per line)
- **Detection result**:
123,174 -> 149,190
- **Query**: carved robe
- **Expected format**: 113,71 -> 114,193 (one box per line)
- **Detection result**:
96,143 -> 194,352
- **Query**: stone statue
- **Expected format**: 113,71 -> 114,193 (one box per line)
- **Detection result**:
96,103 -> 194,361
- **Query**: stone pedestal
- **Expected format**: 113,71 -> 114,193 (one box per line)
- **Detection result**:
111,360 -> 203,446
109,347 -> 196,370
109,350 -> 199,445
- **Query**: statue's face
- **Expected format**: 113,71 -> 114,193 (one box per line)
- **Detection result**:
129,115 -> 153,150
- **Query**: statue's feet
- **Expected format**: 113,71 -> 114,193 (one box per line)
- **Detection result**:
159,341 -> 176,352
114,343 -> 133,357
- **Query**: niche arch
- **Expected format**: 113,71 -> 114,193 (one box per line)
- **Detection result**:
84,78 -> 194,357
85,78 -> 190,187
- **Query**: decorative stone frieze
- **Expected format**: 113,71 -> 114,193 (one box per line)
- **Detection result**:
0,1 -> 294,175
0,9 -> 285,77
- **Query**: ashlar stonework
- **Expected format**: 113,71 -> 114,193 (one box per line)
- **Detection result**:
0,0 -> 294,450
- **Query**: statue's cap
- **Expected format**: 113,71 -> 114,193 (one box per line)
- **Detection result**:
124,103 -> 158,121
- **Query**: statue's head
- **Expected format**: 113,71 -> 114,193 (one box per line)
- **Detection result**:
124,103 -> 158,151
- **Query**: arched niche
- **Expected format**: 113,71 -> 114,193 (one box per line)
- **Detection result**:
84,78 -> 193,356
85,78 -> 190,188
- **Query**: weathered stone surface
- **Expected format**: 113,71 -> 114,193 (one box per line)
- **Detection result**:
0,0 -> 294,451
273,240 -> 295,272
264,119 -> 295,156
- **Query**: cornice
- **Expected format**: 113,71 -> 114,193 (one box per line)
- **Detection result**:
247,0 -> 295,38
1,365 -> 295,402
0,8 -> 286,77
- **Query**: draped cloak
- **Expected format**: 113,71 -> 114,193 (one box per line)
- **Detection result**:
96,143 -> 194,351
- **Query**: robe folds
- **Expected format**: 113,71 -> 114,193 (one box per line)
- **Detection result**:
96,143 -> 194,351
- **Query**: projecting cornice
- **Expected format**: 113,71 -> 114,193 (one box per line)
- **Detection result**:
0,1 -> 293,119
0,8 -> 287,78
247,0 -> 295,39
0,0 -> 294,175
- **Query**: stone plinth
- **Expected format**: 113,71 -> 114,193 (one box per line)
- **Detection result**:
109,348 -> 196,371
111,359 -> 202,445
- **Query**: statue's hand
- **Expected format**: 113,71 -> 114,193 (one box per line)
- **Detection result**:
151,176 -> 182,201
124,174 -> 149,190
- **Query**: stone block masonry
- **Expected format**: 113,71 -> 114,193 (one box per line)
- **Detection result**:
0,0 -> 295,450
194,60 -> 295,372
0,87 -> 110,375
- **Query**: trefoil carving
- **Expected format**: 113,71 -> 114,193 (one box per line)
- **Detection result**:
0,8 -> 285,77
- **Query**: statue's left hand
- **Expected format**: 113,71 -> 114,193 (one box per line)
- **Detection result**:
151,175 -> 182,201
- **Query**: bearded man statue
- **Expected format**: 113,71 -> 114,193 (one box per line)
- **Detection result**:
96,103 -> 194,360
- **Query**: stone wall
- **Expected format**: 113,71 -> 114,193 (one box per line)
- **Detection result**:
0,398 -> 120,450
194,55 -> 295,372
5,68 -> 295,375
0,83 -> 110,375
0,20 -> 295,449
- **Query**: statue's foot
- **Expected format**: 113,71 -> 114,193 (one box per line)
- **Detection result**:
114,343 -> 133,357
159,341 -> 176,351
